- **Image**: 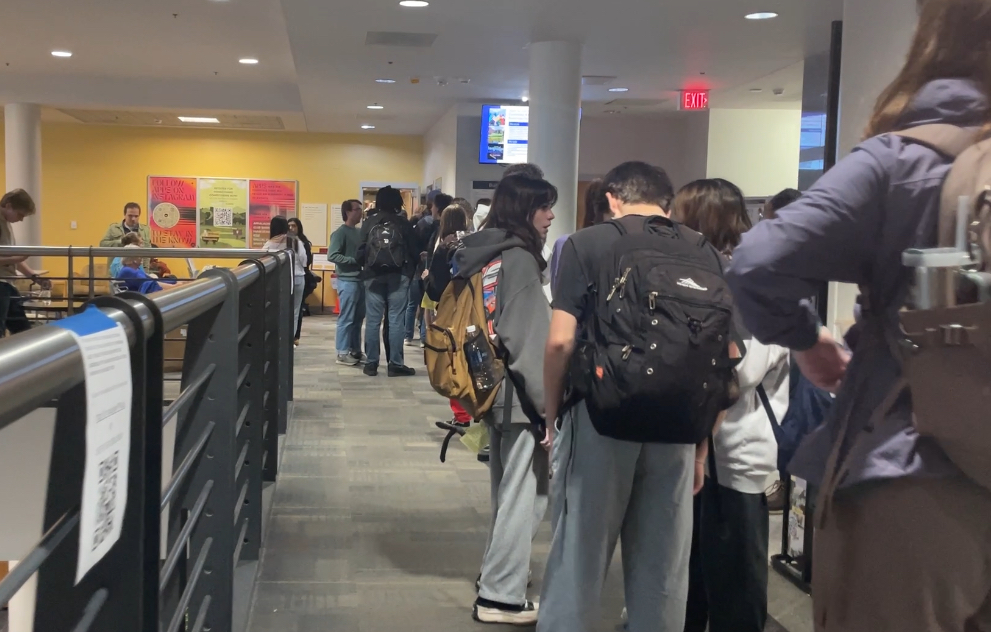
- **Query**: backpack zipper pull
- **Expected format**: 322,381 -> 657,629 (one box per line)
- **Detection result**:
649,292 -> 657,311
622,345 -> 633,360
617,268 -> 631,299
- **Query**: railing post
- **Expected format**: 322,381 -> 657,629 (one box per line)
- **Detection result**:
275,253 -> 292,433
166,268 -> 239,632
236,261 -> 266,563
261,258 -> 282,482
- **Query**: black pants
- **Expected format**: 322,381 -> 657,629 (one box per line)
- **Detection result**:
684,478 -> 769,632
0,282 -> 30,338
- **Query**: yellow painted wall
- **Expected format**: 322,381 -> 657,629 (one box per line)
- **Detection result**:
0,123 -> 423,276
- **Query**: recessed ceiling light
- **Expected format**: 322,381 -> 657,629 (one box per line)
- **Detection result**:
361,125 -> 376,130
375,79 -> 397,84
239,58 -> 259,65
178,116 -> 221,124
399,0 -> 429,6
51,50 -> 72,58
367,104 -> 384,110
604,110 -> 620,115
745,12 -> 778,19
608,87 -> 629,93
750,88 -> 763,92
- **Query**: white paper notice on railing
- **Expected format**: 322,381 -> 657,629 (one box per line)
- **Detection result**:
54,307 -> 133,585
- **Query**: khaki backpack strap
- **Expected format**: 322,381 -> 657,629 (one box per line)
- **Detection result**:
894,124 -> 982,158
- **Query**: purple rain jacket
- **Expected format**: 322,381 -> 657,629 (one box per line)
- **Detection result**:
726,79 -> 988,490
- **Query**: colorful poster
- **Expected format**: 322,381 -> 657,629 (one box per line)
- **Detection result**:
197,179 -> 248,248
248,180 -> 297,248
149,177 -> 197,248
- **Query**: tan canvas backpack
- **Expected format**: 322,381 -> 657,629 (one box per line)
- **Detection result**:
894,124 -> 991,490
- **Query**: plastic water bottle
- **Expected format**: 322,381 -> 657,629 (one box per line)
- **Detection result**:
464,325 -> 498,393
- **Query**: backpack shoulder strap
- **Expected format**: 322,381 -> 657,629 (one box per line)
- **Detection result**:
893,124 -> 982,159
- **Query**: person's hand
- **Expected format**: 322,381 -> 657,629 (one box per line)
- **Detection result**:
694,459 -> 705,496
540,421 -> 554,454
421,269 -> 429,281
35,277 -> 52,290
795,326 -> 851,393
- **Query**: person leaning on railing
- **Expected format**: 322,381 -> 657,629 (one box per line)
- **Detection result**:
0,189 -> 50,337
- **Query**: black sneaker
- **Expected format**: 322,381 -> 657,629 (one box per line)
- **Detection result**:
387,364 -> 416,377
363,363 -> 379,377
473,598 -> 538,626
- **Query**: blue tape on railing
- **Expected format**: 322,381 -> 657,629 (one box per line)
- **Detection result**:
52,305 -> 116,336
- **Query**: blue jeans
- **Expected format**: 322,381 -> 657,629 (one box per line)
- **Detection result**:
335,278 -> 365,355
364,274 -> 409,366
405,278 -> 426,340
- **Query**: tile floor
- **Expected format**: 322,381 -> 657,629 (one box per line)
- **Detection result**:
244,314 -> 813,632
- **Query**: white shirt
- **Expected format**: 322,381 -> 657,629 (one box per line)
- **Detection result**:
263,236 -> 307,278
710,337 -> 790,494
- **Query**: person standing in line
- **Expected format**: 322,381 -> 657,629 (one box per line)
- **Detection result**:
407,192 -> 453,347
0,189 -> 50,337
357,186 -> 418,377
451,174 -> 555,625
329,199 -> 366,366
473,197 -> 492,232
540,162 -> 738,632
264,216 -> 308,347
727,2 -> 991,629
674,179 -> 789,632
288,217 -> 315,344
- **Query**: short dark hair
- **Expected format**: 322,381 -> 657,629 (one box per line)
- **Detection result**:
0,189 -> 36,215
433,193 -> 453,212
270,215 -> 289,238
602,161 -> 675,210
375,186 -> 405,214
503,163 -> 544,180
121,232 -> 143,246
767,188 -> 801,216
673,179 -> 752,253
341,199 -> 360,222
484,175 -> 557,271
124,202 -> 141,214
477,198 -> 492,207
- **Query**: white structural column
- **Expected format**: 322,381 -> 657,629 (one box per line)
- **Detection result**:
528,41 -> 582,245
5,103 -> 43,268
827,0 -> 918,333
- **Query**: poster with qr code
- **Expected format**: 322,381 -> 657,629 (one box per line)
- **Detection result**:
54,307 -> 133,584
197,178 -> 248,248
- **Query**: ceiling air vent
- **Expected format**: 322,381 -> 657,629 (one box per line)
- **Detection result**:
58,110 -> 286,130
365,31 -> 438,48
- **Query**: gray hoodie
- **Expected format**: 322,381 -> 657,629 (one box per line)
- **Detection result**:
727,79 -> 986,490
453,229 -> 551,426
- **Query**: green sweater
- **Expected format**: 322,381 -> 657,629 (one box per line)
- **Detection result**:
328,225 -> 362,279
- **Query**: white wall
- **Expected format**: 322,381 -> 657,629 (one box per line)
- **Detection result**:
422,105 -> 459,194
706,108 -> 802,198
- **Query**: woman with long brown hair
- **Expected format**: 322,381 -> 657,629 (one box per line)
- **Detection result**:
727,1 -> 991,630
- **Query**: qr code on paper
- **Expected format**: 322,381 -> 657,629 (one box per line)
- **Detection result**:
213,207 -> 233,227
92,451 -> 119,551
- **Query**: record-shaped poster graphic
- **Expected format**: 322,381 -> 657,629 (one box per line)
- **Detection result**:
152,202 -> 180,229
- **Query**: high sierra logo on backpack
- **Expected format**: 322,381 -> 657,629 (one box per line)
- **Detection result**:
365,217 -> 406,272
571,215 -> 737,445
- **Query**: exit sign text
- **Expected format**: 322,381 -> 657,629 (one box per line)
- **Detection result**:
681,90 -> 709,111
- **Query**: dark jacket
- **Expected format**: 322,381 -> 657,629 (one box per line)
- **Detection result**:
453,229 -> 551,425
726,79 -> 986,489
356,209 -> 418,280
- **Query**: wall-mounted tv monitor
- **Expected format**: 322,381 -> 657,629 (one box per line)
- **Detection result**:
480,105 -> 529,165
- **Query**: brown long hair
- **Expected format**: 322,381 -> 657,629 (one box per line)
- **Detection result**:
439,204 -> 468,239
673,179 -> 752,254
866,0 -> 991,138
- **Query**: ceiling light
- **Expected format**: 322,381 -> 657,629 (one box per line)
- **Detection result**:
375,79 -> 396,84
361,125 -> 376,130
239,58 -> 259,65
178,116 -> 220,124
608,87 -> 629,93
399,0 -> 429,6
367,104 -> 384,110
750,88 -> 763,92
51,50 -> 72,58
604,110 -> 620,115
745,12 -> 778,19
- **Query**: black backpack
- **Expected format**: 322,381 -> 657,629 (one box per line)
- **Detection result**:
365,215 -> 407,272
571,215 -> 737,444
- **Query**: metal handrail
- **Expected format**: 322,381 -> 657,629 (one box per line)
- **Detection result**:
0,253 -> 284,431
0,246 -> 273,258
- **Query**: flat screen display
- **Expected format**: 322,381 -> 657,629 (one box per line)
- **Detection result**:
480,105 -> 529,164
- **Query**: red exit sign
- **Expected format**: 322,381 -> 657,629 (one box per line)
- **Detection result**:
681,90 -> 709,111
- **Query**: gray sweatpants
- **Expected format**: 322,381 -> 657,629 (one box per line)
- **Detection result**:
479,416 -> 550,606
537,403 -> 695,632
549,414 -> 573,536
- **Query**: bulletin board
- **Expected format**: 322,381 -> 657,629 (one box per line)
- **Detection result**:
148,176 -> 298,249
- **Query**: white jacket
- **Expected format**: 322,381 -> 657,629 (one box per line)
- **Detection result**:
472,204 -> 490,232
711,337 -> 790,495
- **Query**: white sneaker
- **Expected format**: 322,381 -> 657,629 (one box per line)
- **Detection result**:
404,338 -> 416,347
473,600 -> 538,626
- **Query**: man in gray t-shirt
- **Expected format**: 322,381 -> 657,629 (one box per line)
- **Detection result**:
0,189 -> 50,336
